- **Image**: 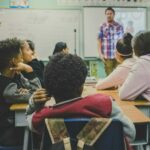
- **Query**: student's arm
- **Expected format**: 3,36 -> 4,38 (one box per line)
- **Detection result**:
26,89 -> 51,132
3,73 -> 41,103
3,83 -> 33,103
20,72 -> 41,92
110,100 -> 136,142
119,63 -> 147,100
26,89 -> 53,132
10,62 -> 33,73
26,88 -> 50,115
96,65 -> 125,90
11,62 -> 41,90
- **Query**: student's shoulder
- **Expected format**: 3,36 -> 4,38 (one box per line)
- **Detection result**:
0,75 -> 12,92
84,93 -> 112,103
132,57 -> 148,69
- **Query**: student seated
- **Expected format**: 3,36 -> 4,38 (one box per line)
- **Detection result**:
21,40 -> 45,87
96,33 -> 136,90
119,31 -> 150,100
48,41 -> 69,60
26,53 -> 135,143
52,42 -> 69,55
0,38 -> 41,146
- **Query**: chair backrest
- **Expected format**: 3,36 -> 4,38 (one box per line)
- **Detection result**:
41,118 -> 125,150
0,146 -> 22,150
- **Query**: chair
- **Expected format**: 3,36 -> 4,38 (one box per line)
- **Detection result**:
0,146 -> 22,150
40,118 -> 125,150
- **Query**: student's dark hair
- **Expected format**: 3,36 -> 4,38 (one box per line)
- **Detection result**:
0,38 -> 21,71
116,33 -> 133,59
26,40 -> 35,51
105,7 -> 115,14
132,31 -> 150,57
53,42 -> 67,55
44,53 -> 87,102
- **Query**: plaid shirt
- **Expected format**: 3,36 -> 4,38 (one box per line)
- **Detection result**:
98,21 -> 124,59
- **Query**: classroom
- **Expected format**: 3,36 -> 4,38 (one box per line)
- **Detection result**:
0,0 -> 150,150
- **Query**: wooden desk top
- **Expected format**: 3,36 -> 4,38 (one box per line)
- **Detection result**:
83,85 -> 150,106
83,86 -> 150,123
98,89 -> 150,106
121,105 -> 150,123
10,86 -> 150,123
10,103 -> 28,111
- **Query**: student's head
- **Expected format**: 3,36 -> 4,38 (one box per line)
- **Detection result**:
105,7 -> 115,23
44,53 -> 87,103
132,31 -> 150,57
21,40 -> 33,63
115,33 -> 133,63
0,38 -> 22,72
53,42 -> 68,55
26,40 -> 35,52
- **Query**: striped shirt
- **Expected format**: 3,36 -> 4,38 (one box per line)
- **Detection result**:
98,21 -> 124,59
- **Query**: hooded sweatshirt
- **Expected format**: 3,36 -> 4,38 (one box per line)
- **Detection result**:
26,94 -> 136,142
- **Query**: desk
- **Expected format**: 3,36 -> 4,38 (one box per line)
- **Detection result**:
121,105 -> 150,147
10,86 -> 150,149
84,85 -> 150,106
84,86 -> 150,147
84,85 -> 150,118
97,88 -> 150,148
10,104 -> 29,150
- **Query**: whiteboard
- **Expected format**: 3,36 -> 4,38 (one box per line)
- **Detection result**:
0,9 -> 81,60
84,7 -> 146,57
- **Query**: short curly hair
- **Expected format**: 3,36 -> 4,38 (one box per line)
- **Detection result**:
0,38 -> 21,71
44,53 -> 87,102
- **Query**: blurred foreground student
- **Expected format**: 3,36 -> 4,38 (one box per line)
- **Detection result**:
0,38 -> 41,146
119,31 -> 150,100
96,33 -> 136,90
26,53 -> 135,144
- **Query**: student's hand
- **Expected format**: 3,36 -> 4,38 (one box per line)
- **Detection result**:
33,88 -> 51,103
10,62 -> 33,73
17,88 -> 30,95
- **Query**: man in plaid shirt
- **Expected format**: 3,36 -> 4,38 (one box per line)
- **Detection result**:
98,7 -> 124,75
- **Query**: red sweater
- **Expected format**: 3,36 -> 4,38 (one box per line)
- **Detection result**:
32,94 -> 112,131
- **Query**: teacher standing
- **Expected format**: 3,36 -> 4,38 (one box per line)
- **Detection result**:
98,7 -> 124,75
